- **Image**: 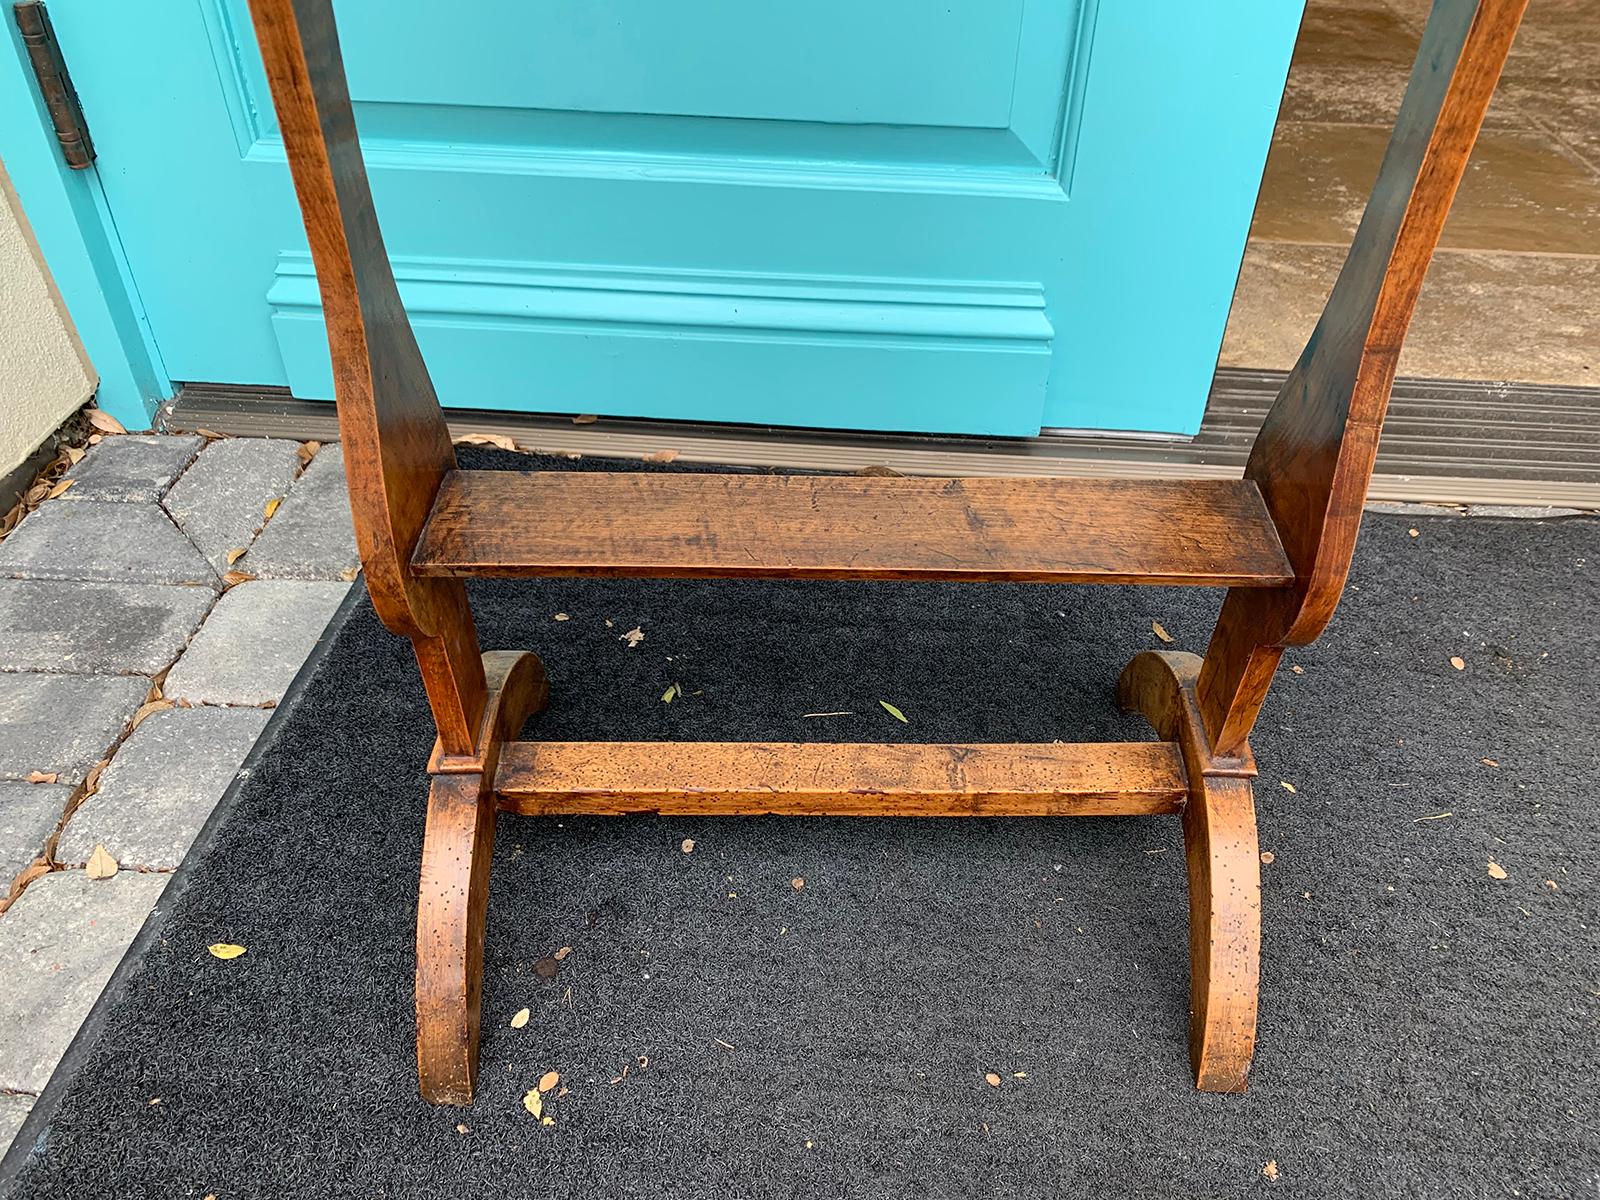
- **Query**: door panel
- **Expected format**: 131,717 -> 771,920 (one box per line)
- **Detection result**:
49,1 -> 1302,435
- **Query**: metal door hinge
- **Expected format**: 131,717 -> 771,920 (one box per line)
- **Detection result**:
13,1 -> 94,169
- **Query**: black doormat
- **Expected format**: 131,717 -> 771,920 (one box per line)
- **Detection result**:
4,451 -> 1596,1199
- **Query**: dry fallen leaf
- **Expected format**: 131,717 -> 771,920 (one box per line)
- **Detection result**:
1487,860 -> 1508,880
1290,664 -> 1304,675
128,699 -> 174,732
984,1072 -> 1001,1087
510,1007 -> 530,1029
1545,880 -> 1559,891
1263,1161 -> 1280,1181
86,844 -> 119,880
879,700 -> 908,723
553,946 -> 572,961
791,877 -> 805,891
622,626 -> 645,648
85,408 -> 127,434
339,565 -> 360,581
1449,656 -> 1466,671
26,771 -> 58,784
65,446 -> 86,465
1260,851 -> 1275,865
208,943 -> 247,960
1408,528 -> 1419,538
263,497 -> 283,520
460,432 -> 517,451
221,569 -> 256,588
47,478 -> 76,499
456,1123 -> 469,1135
681,838 -> 696,854
553,612 -> 570,622
538,1070 -> 560,1093
226,547 -> 248,565
296,440 -> 321,466
1151,620 -> 1174,644
541,1116 -> 555,1127
1479,758 -> 1499,768
1012,1071 -> 1027,1078
642,449 -> 679,463
662,683 -> 681,703
522,1089 -> 543,1119
572,413 -> 598,425
1280,781 -> 1297,794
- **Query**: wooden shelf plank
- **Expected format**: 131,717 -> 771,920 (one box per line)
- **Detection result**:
493,740 -> 1188,817
412,472 -> 1293,585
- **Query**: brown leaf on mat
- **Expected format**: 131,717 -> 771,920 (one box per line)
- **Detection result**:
984,1072 -> 1001,1087
1151,620 -> 1174,644
642,449 -> 679,464
538,1070 -> 560,1093
208,943 -> 247,960
86,844 -> 119,880
522,1089 -> 543,1119
622,626 -> 645,648
26,771 -> 58,784
1263,1161 -> 1280,1181
510,1008 -> 530,1029
553,946 -> 572,961
296,440 -> 321,466
681,838 -> 696,854
85,408 -> 126,434
1449,656 -> 1466,671
1487,861 -> 1508,880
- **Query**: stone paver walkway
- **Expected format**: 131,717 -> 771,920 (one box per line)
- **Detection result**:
0,434 -> 357,1158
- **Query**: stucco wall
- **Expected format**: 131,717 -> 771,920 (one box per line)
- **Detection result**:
0,157 -> 95,476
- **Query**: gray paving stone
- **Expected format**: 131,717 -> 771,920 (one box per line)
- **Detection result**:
57,707 -> 270,870
164,437 -> 304,573
60,434 -> 202,502
0,869 -> 169,1093
0,1092 -> 33,1161
0,579 -> 214,675
162,580 -> 350,707
240,446 -> 359,580
0,501 -> 218,588
0,674 -> 148,785
1,782 -> 68,888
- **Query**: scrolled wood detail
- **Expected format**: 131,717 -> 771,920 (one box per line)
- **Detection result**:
415,651 -> 548,1105
1119,649 -> 1261,1091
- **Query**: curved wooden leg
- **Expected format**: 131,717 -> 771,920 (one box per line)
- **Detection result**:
416,650 -> 548,1105
1182,774 -> 1260,1092
1119,649 -> 1261,1092
417,772 -> 495,1105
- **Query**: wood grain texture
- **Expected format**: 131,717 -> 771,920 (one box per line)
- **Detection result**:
247,0 -> 488,751
494,740 -> 1188,816
415,652 -> 549,1106
1119,650 -> 1260,1092
414,473 -> 1295,586
1196,0 -> 1527,749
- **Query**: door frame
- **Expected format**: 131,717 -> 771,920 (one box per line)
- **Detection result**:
2,12 -> 169,430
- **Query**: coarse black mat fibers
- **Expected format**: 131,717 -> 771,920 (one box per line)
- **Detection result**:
3,449 -> 1596,1198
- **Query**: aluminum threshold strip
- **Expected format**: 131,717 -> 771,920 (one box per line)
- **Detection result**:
161,369 -> 1600,511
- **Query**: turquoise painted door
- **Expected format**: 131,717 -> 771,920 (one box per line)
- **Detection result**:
40,2 -> 1301,435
